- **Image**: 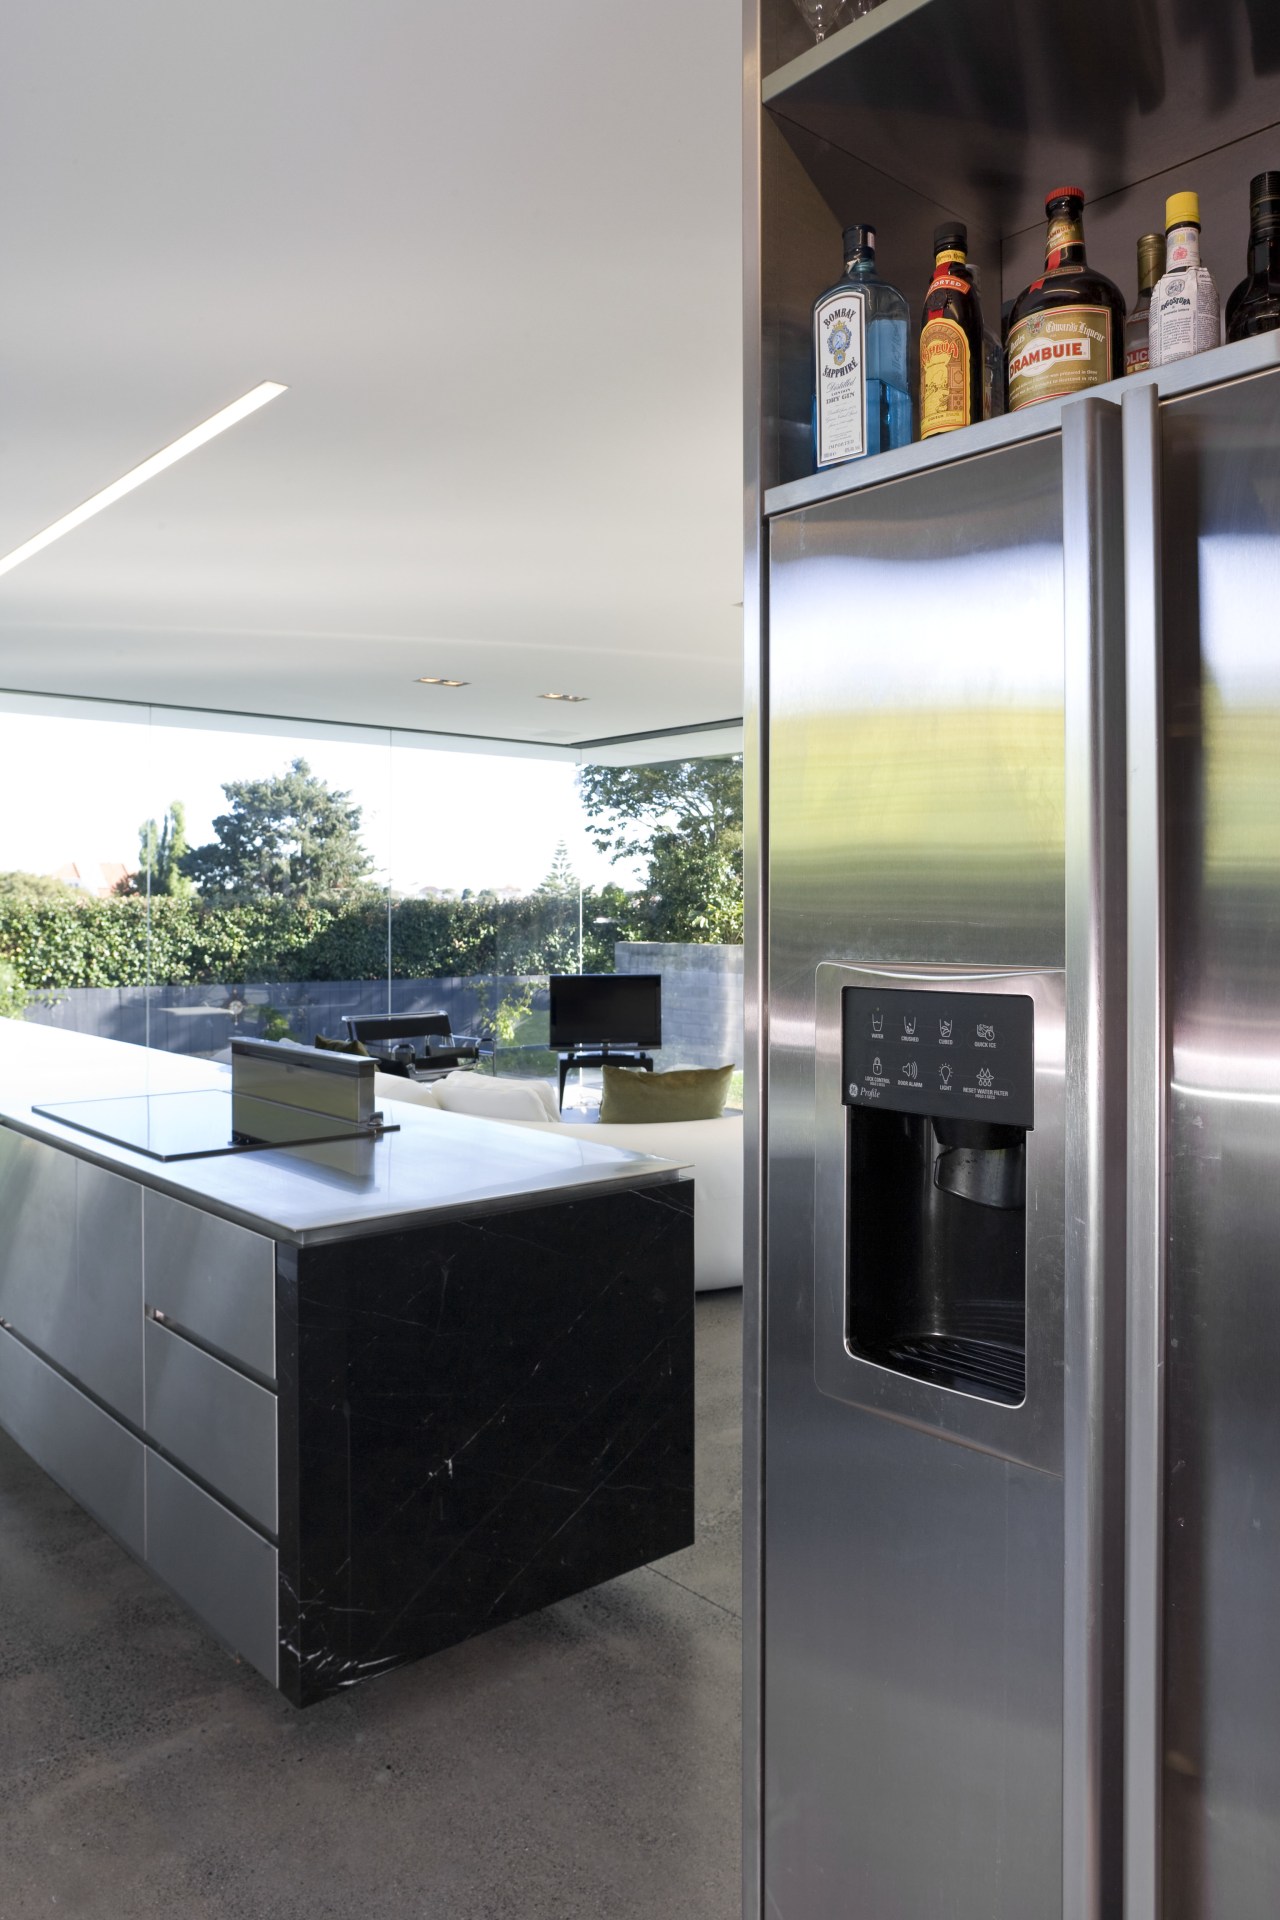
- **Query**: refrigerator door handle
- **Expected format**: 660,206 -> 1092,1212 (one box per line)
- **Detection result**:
1122,380 -> 1166,1920
1061,395 -> 1129,1920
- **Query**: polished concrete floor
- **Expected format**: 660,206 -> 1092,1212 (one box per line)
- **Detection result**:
0,1293 -> 743,1919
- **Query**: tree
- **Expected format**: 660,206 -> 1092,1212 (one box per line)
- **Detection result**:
577,757 -> 743,944
181,759 -> 374,901
536,840 -> 580,897
0,871 -> 79,902
0,958 -> 28,1018
133,802 -> 193,897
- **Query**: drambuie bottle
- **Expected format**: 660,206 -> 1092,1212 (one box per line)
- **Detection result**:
918,223 -> 983,437
1005,187 -> 1126,413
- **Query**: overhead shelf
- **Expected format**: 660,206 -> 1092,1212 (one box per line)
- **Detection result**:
763,0 -> 1280,244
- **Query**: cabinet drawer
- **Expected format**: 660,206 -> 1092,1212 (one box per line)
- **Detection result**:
143,1191 -> 275,1381
74,1161 -> 144,1423
146,1452 -> 278,1688
0,1130 -> 77,1353
0,1326 -> 145,1559
144,1317 -> 277,1532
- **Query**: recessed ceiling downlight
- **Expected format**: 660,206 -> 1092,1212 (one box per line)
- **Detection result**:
415,677 -> 469,687
0,380 -> 288,581
539,691 -> 589,702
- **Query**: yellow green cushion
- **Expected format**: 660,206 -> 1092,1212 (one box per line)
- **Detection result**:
599,1063 -> 733,1124
314,1033 -> 369,1056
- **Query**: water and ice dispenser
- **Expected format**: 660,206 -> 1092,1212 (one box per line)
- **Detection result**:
841,987 -> 1035,1406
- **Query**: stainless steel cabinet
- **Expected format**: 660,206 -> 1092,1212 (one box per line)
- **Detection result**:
0,1129 -> 77,1352
143,1317 -> 277,1532
145,1452 -> 278,1688
143,1190 -> 275,1380
0,1134 -> 143,1422
0,1328 -> 145,1558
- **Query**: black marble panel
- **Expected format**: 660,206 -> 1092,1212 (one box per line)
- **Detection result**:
275,1179 -> 694,1706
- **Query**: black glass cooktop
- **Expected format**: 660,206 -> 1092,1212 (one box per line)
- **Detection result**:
32,1089 -> 396,1162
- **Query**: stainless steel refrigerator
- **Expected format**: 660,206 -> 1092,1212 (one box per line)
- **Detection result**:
751,336 -> 1280,1920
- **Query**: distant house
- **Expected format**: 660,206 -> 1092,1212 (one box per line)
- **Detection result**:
54,860 -> 131,898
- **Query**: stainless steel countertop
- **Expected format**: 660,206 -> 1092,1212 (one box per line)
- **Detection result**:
0,1026 -> 689,1246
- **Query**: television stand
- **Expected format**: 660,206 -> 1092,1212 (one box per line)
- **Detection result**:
558,1048 -> 654,1111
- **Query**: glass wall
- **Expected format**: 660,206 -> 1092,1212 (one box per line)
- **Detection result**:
0,691 -> 743,1109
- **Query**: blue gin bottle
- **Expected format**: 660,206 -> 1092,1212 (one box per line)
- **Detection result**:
812,223 -> 912,468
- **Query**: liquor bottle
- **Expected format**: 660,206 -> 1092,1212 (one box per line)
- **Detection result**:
1124,232 -> 1166,374
918,224 -> 983,438
1005,187 -> 1126,414
1226,172 -> 1280,342
1149,192 -> 1221,367
812,224 -> 912,469
966,265 -> 1006,418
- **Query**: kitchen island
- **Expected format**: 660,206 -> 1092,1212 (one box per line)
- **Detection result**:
0,1025 -> 694,1705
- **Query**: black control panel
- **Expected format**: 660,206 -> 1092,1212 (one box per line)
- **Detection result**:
841,987 -> 1035,1129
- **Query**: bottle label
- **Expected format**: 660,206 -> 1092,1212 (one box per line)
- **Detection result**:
920,317 -> 971,436
1006,305 -> 1113,411
928,273 -> 971,295
1125,343 -> 1151,374
1150,267 -> 1221,366
1166,223 -> 1200,271
934,249 -> 966,268
815,290 -> 867,466
1045,216 -> 1084,270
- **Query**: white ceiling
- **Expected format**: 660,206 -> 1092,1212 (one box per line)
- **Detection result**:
0,1 -> 743,754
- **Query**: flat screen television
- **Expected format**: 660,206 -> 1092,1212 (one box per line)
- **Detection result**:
548,974 -> 662,1052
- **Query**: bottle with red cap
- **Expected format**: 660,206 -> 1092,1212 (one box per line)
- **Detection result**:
1005,187 -> 1126,413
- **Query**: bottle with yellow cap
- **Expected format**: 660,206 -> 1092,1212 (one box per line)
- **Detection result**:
1149,191 -> 1221,368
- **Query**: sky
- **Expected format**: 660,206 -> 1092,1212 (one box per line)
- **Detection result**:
0,706 -> 640,895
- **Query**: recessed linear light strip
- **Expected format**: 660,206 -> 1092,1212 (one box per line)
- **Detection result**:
0,380 -> 287,581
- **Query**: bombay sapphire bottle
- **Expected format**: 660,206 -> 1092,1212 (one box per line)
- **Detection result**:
812,223 -> 912,469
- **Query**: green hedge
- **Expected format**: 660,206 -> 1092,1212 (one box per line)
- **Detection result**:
0,891 -> 644,990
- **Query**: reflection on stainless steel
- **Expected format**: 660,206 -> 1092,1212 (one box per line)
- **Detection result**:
764,433 -> 1067,1919
231,1036 -> 376,1125
1161,361 -> 1280,1915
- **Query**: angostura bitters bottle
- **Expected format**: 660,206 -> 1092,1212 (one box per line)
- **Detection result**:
1226,172 -> 1280,342
1149,192 -> 1221,367
812,223 -> 912,469
918,223 -> 984,437
1005,187 -> 1126,413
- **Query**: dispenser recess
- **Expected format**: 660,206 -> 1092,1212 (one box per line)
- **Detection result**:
842,987 -> 1034,1406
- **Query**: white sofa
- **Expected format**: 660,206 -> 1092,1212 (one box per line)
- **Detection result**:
374,1070 -> 743,1293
